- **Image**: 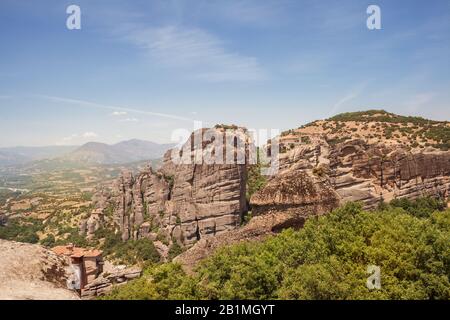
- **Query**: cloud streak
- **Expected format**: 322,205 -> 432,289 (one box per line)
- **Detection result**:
120,117 -> 139,122
327,82 -> 368,117
124,25 -> 266,82
111,111 -> 127,116
37,95 -> 195,122
61,132 -> 99,144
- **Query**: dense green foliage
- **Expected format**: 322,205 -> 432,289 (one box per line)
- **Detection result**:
326,110 -> 450,150
100,263 -> 198,300
424,126 -> 450,151
246,148 -> 267,201
0,215 -> 91,247
168,241 -> 184,260
99,229 -> 161,265
40,234 -> 56,247
103,200 -> 450,300
0,217 -> 43,243
389,197 -> 446,218
327,110 -> 440,125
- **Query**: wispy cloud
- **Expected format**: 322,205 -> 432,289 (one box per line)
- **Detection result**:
111,111 -> 127,116
81,132 -> 98,138
61,132 -> 99,144
404,92 -> 435,112
200,0 -> 290,28
37,95 -> 195,122
327,82 -> 368,117
120,117 -> 139,122
124,25 -> 266,82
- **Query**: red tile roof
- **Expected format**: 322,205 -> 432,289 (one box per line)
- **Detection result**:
52,245 -> 102,258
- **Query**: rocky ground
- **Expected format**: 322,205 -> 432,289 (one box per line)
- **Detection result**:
0,239 -> 79,300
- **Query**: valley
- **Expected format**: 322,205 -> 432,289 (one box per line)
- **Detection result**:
0,140 -> 166,248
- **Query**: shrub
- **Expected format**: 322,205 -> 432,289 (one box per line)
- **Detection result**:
0,217 -> 44,244
168,242 -> 184,260
40,234 -> 56,247
390,197 -> 446,218
246,148 -> 267,201
100,230 -> 160,265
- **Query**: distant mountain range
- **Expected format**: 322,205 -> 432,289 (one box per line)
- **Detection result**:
62,139 -> 174,164
0,145 -> 78,166
0,139 -> 175,166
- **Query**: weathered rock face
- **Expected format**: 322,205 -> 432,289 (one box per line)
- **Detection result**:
176,137 -> 450,272
81,127 -> 250,255
82,117 -> 450,271
175,211 -> 296,273
0,213 -> 6,226
250,165 -> 340,216
0,240 -> 80,300
81,266 -> 141,299
176,159 -> 341,272
274,135 -> 450,209
328,140 -> 450,208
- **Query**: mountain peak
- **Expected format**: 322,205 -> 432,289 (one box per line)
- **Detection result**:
64,139 -> 174,164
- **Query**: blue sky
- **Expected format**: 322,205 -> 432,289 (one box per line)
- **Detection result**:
0,0 -> 449,147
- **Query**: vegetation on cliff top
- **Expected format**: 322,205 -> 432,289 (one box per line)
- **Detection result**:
327,109 -> 445,125
309,109 -> 450,151
102,198 -> 450,300
246,147 -> 267,202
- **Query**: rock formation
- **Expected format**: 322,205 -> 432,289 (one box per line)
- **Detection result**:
176,113 -> 450,270
0,213 -> 6,226
274,136 -> 450,210
250,165 -> 340,216
327,140 -> 450,208
83,112 -> 450,270
81,127 -> 251,258
175,157 -> 341,272
0,239 -> 79,300
81,265 -> 141,299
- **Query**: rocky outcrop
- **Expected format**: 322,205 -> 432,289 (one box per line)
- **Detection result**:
81,266 -> 141,299
175,207 -> 329,273
250,165 -> 340,216
176,163 -> 340,272
81,127 -> 251,257
274,133 -> 450,210
0,213 -> 6,226
327,140 -> 450,208
82,115 -> 450,271
0,240 -> 80,300
176,128 -> 450,271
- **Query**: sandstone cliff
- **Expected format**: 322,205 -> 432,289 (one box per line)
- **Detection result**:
175,160 -> 341,272
0,240 -> 79,300
83,111 -> 450,270
81,127 -> 251,258
176,112 -> 450,270
274,111 -> 450,209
